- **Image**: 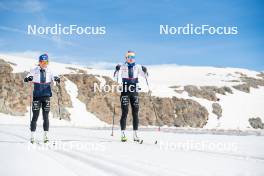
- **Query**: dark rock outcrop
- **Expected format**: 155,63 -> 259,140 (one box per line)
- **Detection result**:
172,97 -> 209,127
212,103 -> 222,119
233,75 -> 264,93
232,84 -> 250,93
0,59 -> 28,115
249,117 -> 264,129
183,85 -> 232,101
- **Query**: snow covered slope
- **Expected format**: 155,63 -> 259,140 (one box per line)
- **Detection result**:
64,79 -> 108,127
0,53 -> 264,130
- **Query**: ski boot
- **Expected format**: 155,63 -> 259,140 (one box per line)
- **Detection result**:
43,131 -> 49,143
133,131 -> 143,144
30,137 -> 35,144
133,136 -> 141,142
30,132 -> 35,144
121,136 -> 128,142
121,130 -> 127,142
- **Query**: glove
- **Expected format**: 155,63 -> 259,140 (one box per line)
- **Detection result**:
54,76 -> 60,84
142,66 -> 147,73
142,66 -> 148,76
115,64 -> 121,71
24,76 -> 33,82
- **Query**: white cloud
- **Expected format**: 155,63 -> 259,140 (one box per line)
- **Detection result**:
51,35 -> 75,47
0,26 -> 25,34
0,25 -> 75,47
0,50 -> 43,59
23,0 -> 44,12
86,61 -> 117,69
0,0 -> 44,13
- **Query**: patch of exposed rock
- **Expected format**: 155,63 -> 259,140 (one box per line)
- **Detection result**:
249,117 -> 264,129
0,59 -> 13,73
232,84 -> 250,93
171,97 -> 209,127
232,74 -> 264,93
183,85 -> 232,101
257,72 -> 264,79
0,59 -> 28,115
169,85 -> 184,94
212,103 -> 222,119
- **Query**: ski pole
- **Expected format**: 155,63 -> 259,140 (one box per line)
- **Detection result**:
114,69 -> 119,83
111,104 -> 115,136
144,74 -> 160,144
111,69 -> 119,136
29,82 -> 32,130
56,82 -> 62,120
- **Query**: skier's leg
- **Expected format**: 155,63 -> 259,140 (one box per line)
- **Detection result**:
120,94 -> 129,142
120,95 -> 129,130
131,93 -> 141,141
42,97 -> 50,142
42,97 -> 50,131
130,93 -> 139,131
30,98 -> 41,132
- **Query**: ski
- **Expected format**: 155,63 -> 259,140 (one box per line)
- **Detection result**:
134,139 -> 144,144
120,138 -> 144,144
30,139 -> 56,146
30,140 -> 41,145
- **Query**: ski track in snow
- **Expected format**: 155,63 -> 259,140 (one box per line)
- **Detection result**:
0,124 -> 264,176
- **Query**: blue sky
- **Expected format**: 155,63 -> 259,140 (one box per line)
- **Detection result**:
0,0 -> 263,70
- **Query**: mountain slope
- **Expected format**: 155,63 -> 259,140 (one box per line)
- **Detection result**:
0,53 -> 264,130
